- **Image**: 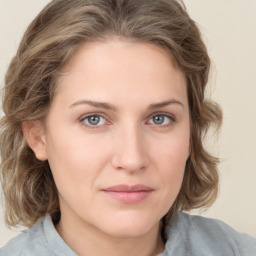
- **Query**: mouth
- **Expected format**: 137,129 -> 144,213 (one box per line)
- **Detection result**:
101,184 -> 154,204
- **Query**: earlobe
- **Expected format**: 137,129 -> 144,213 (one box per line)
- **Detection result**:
22,120 -> 48,161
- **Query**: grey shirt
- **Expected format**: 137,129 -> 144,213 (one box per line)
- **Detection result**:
1,212 -> 255,256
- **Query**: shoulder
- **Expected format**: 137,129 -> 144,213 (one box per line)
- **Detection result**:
163,212 -> 256,256
0,216 -> 55,256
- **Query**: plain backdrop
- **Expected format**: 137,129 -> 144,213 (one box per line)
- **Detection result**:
0,0 -> 255,247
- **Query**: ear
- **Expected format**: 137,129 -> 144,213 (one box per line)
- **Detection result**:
22,120 -> 47,161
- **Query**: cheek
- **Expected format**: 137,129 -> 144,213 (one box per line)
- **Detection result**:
152,131 -> 190,168
144,136 -> 188,218
151,132 -> 189,192
45,131 -> 111,192
159,152 -> 186,192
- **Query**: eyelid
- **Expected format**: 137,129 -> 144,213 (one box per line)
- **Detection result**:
79,113 -> 111,128
146,112 -> 176,126
78,111 -> 176,128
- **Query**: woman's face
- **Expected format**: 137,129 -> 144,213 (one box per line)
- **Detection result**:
36,39 -> 190,237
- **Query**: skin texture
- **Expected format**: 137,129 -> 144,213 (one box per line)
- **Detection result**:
24,39 -> 190,256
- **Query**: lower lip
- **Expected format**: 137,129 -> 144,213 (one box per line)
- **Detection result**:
102,191 -> 153,204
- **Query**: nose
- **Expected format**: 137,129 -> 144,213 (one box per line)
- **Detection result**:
111,124 -> 148,173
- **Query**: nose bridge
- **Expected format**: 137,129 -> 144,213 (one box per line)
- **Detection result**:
112,121 -> 147,172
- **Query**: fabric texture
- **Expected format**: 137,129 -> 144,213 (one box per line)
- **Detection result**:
1,212 -> 255,256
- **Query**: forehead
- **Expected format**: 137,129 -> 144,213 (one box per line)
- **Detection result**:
54,39 -> 187,109
61,38 -> 182,80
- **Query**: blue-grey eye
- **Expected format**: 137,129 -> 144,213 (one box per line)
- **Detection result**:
83,115 -> 106,126
149,114 -> 172,125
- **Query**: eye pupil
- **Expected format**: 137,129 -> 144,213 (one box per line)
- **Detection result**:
88,116 -> 100,125
153,115 -> 164,124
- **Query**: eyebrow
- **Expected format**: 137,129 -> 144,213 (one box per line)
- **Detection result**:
69,99 -> 184,110
148,99 -> 184,110
70,100 -> 117,110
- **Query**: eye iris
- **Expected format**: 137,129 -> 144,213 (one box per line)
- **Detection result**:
88,116 -> 100,125
153,115 -> 165,125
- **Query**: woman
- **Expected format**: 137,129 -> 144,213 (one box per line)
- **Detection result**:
0,0 -> 255,255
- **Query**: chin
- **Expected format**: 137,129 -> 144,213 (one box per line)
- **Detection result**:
98,211 -> 161,238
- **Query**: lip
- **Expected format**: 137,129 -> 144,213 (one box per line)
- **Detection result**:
101,184 -> 154,204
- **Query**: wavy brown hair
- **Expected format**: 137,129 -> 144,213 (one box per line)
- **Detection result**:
0,0 -> 222,227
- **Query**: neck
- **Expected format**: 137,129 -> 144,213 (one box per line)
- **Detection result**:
56,212 -> 165,256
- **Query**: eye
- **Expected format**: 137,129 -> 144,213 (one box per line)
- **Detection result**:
148,114 -> 174,126
81,115 -> 107,127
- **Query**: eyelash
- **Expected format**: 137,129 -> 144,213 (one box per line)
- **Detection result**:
79,112 -> 176,129
80,113 -> 110,129
147,112 -> 176,127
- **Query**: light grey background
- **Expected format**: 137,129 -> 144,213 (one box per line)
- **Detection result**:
1,0 -> 256,247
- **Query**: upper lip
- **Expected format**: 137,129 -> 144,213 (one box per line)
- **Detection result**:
102,184 -> 154,192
